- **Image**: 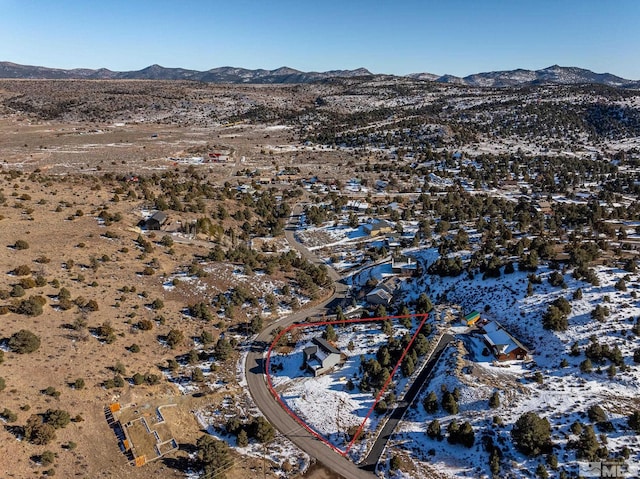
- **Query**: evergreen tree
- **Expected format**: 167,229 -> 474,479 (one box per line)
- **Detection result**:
542,305 -> 568,331
427,419 -> 441,439
577,426 -> 600,461
628,410 -> 640,432
197,435 -> 231,479
237,429 -> 248,447
442,391 -> 459,415
511,412 -> 551,456
489,391 -> 500,409
416,293 -> 433,313
423,391 -> 439,413
323,324 -> 337,342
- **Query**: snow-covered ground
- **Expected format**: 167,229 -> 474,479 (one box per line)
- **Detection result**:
195,408 -> 310,477
381,249 -> 640,478
269,319 -> 422,458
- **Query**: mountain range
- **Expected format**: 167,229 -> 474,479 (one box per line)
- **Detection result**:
0,62 -> 372,84
1,61 -> 638,88
412,64 -> 638,88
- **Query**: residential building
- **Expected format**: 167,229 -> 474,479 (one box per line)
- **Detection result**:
363,219 -> 394,237
481,321 -> 530,361
303,337 -> 342,376
366,276 -> 403,306
145,211 -> 168,231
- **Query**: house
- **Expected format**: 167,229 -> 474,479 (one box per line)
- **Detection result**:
462,310 -> 481,326
208,151 -> 229,162
375,179 -> 389,191
303,337 -> 342,376
345,200 -> 369,212
366,276 -> 403,306
145,211 -> 168,231
363,219 -> 394,237
237,184 -> 254,194
392,255 -> 418,277
385,238 -> 402,251
481,321 -> 530,361
536,201 -> 554,216
366,287 -> 394,306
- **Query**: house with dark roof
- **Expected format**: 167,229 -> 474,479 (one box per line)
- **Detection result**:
392,255 -> 418,277
303,337 -> 342,376
145,211 -> 168,231
481,321 -> 530,361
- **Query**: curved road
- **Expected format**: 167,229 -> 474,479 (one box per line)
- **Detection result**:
245,205 -> 450,478
246,206 -> 369,478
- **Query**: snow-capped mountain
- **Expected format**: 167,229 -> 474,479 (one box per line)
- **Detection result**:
1,61 -> 637,87
414,65 -> 638,88
0,61 -> 372,84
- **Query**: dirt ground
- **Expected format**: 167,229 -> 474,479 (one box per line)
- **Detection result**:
0,144 -> 290,477
0,80 -> 364,478
302,463 -> 346,479
0,111 -> 352,183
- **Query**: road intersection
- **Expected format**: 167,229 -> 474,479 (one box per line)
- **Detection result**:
245,205 -> 449,478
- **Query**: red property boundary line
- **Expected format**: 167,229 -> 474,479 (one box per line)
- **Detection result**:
265,313 -> 429,456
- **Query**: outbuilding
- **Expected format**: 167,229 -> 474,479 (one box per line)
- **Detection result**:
463,310 -> 481,326
145,211 -> 168,231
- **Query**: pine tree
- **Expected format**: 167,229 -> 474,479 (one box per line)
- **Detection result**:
423,391 -> 439,413
427,419 -> 441,439
489,391 -> 500,409
628,410 -> 640,432
442,391 -> 459,414
580,358 -> 593,373
511,412 -> 551,456
323,324 -> 337,342
577,426 -> 600,461
237,429 -> 248,447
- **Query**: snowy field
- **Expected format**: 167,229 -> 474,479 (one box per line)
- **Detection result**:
381,248 -> 640,478
269,319 -> 421,457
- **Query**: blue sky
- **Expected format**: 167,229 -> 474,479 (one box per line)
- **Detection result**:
1,0 -> 639,79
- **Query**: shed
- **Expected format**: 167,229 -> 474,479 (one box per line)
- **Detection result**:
463,310 -> 481,326
145,211 -> 168,230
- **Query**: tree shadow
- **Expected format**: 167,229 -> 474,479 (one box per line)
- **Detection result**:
162,455 -> 192,472
4,424 -> 24,440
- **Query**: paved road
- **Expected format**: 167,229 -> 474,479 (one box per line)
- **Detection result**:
246,205 -> 368,478
246,205 -> 449,478
359,333 -> 455,472
283,204 -> 342,283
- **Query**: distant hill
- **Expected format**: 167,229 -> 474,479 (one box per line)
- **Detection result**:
2,61 -> 637,88
0,61 -> 372,84
409,65 -> 639,88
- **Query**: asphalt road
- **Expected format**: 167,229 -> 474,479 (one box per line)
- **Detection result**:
359,333 -> 455,472
245,205 -> 449,478
246,205 -> 369,478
